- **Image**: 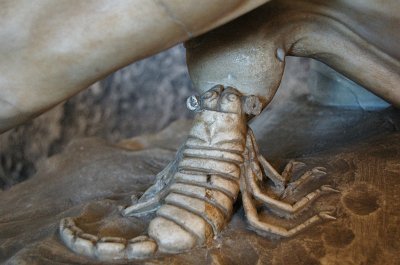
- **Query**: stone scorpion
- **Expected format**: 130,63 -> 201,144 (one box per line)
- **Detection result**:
1,0 -> 399,262
59,85 -> 338,259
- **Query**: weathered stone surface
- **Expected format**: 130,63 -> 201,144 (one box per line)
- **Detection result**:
1,86 -> 399,264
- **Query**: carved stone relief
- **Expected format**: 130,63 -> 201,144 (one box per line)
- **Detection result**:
0,0 -> 399,263
1,85 -> 399,263
59,86 -> 338,260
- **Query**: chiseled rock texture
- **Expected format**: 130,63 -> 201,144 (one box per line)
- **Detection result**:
1,86 -> 399,264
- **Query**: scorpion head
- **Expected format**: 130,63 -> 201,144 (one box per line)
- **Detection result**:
187,85 -> 262,117
202,84 -> 223,110
219,87 -> 243,114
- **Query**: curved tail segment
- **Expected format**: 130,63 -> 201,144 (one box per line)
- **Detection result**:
59,217 -> 157,260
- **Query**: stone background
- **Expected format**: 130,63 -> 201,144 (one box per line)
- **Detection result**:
0,44 -> 310,189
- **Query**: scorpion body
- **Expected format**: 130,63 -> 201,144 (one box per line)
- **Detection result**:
60,86 -> 337,260
60,86 -> 249,258
148,104 -> 247,253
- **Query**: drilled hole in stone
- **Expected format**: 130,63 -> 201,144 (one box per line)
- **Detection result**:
323,225 -> 355,248
207,174 -> 211,183
342,183 -> 381,216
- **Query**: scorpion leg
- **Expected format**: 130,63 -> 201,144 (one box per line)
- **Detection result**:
240,176 -> 335,238
244,129 -> 339,219
123,144 -> 184,216
249,129 -> 336,197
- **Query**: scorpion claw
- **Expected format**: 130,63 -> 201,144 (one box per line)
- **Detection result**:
318,211 -> 337,221
311,167 -> 327,177
131,194 -> 139,204
320,185 -> 340,194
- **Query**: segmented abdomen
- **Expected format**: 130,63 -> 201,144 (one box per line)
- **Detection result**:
148,109 -> 247,253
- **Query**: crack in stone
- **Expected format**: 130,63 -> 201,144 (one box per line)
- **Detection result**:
0,96 -> 24,115
153,0 -> 193,38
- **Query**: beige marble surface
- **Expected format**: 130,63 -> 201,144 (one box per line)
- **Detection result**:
187,0 -> 400,107
0,0 -> 268,132
1,0 -> 399,133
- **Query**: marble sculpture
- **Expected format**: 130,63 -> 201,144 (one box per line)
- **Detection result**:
0,0 -> 399,261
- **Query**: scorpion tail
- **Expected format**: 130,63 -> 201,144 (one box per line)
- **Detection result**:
59,217 -> 158,260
